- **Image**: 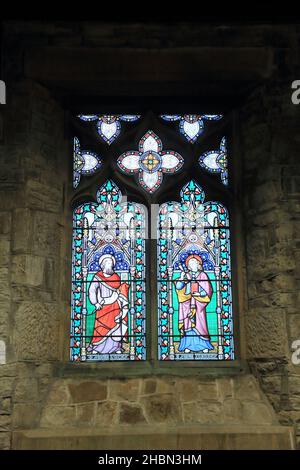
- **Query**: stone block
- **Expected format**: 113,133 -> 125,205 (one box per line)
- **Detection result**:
223,398 -> 243,423
0,268 -> 10,303
31,211 -> 61,256
0,431 -> 11,449
25,179 -> 62,213
12,208 -> 32,253
176,378 -> 199,402
40,406 -> 76,428
0,397 -> 12,415
76,403 -> 96,426
141,379 -> 157,395
0,377 -> 15,397
234,375 -> 263,401
242,401 -> 275,424
217,377 -> 234,400
14,378 -> 38,403
11,254 -> 45,287
47,381 -> 71,405
119,403 -> 146,424
0,237 -> 10,266
69,381 -> 107,403
142,393 -> 182,424
13,302 -> 59,361
197,381 -> 218,401
288,376 -> 300,395
0,212 -> 11,236
246,310 -> 289,358
95,401 -> 118,426
109,379 -> 140,402
12,403 -> 39,428
0,414 -> 10,431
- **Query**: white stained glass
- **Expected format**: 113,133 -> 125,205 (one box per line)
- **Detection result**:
81,152 -> 100,172
202,151 -> 220,170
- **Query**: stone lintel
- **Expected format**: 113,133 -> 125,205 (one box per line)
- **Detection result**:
13,424 -> 295,450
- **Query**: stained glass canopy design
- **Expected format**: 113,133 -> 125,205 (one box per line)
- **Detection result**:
199,137 -> 228,185
78,115 -> 140,145
73,137 -> 102,189
161,114 -> 222,143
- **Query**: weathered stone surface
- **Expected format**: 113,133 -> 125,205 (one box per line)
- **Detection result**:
69,382 -> 107,403
217,377 -> 234,400
14,378 -> 38,403
0,397 -> 12,415
109,379 -> 140,402
0,268 -> 10,303
141,379 -> 157,395
142,394 -> 182,424
176,378 -> 199,402
12,404 -> 39,428
76,403 -> 96,425
246,310 -> 289,358
0,237 -> 10,266
234,375 -> 263,401
31,211 -> 61,256
47,382 -> 71,405
11,254 -> 45,287
0,212 -> 11,236
40,406 -> 76,428
95,401 -> 119,426
25,179 -> 62,213
242,401 -> 275,425
0,377 -> 15,397
0,431 -> 10,449
223,398 -> 243,423
119,403 -> 146,424
12,208 -> 32,253
13,302 -> 59,360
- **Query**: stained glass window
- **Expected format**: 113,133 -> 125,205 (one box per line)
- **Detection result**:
161,114 -> 222,143
71,111 -> 235,364
199,137 -> 228,185
78,115 -> 140,145
157,180 -> 234,361
117,130 -> 183,193
71,180 -> 146,361
73,137 -> 102,188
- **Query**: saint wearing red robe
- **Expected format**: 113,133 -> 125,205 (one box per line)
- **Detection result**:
88,254 -> 129,354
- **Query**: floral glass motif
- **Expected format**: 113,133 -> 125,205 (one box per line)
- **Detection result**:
199,137 -> 228,185
71,180 -> 146,362
73,137 -> 102,189
157,180 -> 234,361
78,115 -> 140,145
117,130 -> 184,193
161,115 -> 222,143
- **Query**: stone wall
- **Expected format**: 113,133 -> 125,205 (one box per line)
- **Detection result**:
0,21 -> 300,449
241,83 -> 300,449
38,375 -> 276,429
0,79 -> 69,449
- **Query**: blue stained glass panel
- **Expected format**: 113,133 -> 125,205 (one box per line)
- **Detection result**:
157,180 -> 234,361
71,180 -> 146,362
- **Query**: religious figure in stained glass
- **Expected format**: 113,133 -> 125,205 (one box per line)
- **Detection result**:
176,254 -> 214,353
157,180 -> 234,361
71,180 -> 146,361
87,254 -> 130,354
161,115 -> 222,143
